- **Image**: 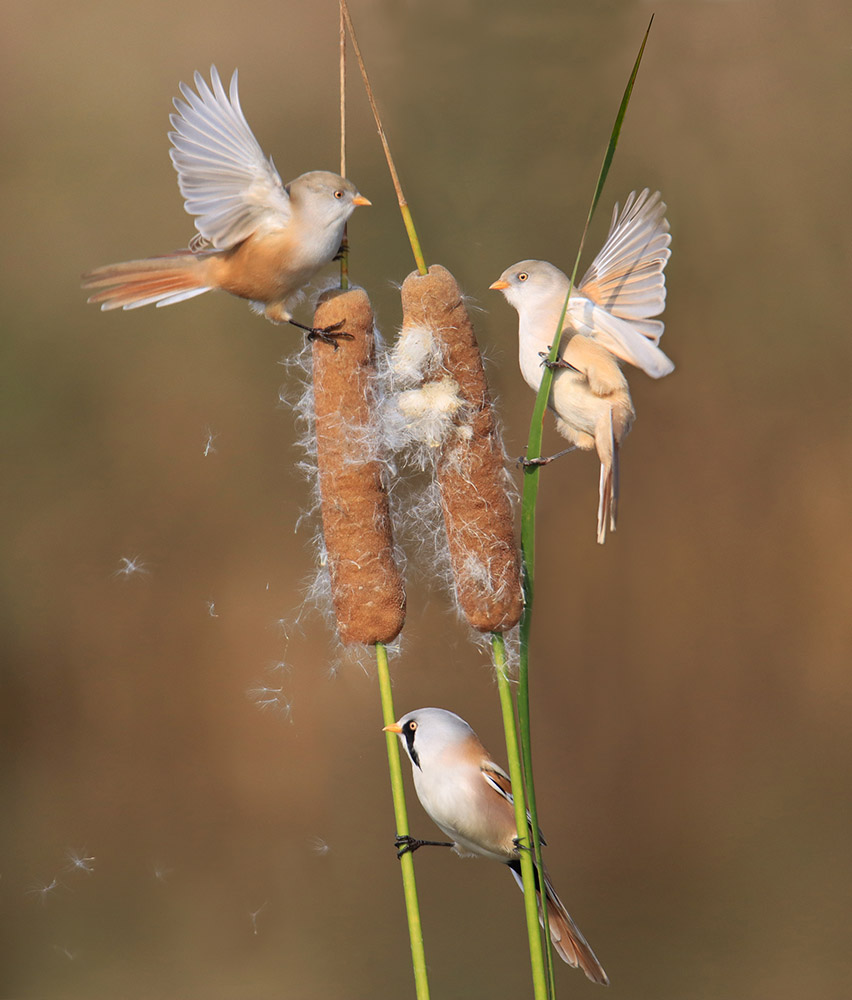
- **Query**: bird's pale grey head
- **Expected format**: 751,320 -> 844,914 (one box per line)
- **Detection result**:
384,707 -> 476,771
489,259 -> 570,313
286,170 -> 371,226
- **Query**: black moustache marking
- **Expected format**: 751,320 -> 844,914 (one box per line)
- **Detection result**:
404,725 -> 421,769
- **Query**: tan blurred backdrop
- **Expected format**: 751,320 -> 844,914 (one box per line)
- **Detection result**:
2,1 -> 850,998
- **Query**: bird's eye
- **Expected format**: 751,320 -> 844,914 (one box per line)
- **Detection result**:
333,190 -> 345,200
405,720 -> 418,733
518,272 -> 529,282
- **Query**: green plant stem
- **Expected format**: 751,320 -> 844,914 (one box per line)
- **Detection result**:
517,19 -> 655,997
492,633 -> 549,1000
523,16 -> 654,471
515,622 -> 556,998
375,641 -> 432,1000
400,203 -> 428,276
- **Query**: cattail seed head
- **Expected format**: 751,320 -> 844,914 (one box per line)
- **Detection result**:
400,265 -> 523,632
311,288 -> 406,645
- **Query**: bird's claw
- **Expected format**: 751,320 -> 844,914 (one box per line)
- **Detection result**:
393,834 -> 453,858
305,320 -> 355,349
538,350 -> 580,374
394,835 -> 421,858
287,318 -> 354,348
516,451 -> 554,469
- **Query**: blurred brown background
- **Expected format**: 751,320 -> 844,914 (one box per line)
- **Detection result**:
2,1 -> 850,997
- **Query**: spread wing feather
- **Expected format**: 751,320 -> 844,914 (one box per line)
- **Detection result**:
575,189 -> 674,378
168,66 -> 292,249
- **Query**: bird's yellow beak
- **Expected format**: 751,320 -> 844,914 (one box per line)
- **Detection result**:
353,194 -> 372,207
383,723 -> 403,734
489,279 -> 509,291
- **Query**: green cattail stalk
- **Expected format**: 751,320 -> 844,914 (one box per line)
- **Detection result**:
493,632 -> 550,1000
376,640 -> 432,1000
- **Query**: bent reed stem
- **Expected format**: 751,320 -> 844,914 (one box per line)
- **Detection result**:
376,641 -> 432,1000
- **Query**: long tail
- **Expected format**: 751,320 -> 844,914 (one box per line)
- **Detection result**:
596,452 -> 619,545
596,413 -> 619,545
508,860 -> 609,985
82,251 -> 213,311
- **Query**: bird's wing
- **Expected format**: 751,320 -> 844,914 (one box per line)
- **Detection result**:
562,336 -> 629,398
579,189 -> 670,321
168,67 -> 292,249
481,762 -> 547,846
574,189 -> 674,378
481,761 -> 514,803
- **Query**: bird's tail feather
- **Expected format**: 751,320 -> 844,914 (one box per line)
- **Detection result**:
82,252 -> 212,311
540,869 -> 610,985
508,861 -> 609,985
596,412 -> 619,545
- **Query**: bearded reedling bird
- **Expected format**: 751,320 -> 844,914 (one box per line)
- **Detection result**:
385,707 -> 609,985
82,67 -> 371,342
490,189 -> 673,543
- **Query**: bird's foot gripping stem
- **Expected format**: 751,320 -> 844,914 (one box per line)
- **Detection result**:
394,834 -> 454,858
517,445 -> 578,469
538,350 -> 581,373
518,454 -> 555,468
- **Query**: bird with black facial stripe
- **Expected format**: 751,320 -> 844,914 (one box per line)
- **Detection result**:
385,707 -> 608,985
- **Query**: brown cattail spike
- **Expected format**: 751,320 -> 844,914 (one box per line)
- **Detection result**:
400,265 -> 523,633
312,288 -> 406,645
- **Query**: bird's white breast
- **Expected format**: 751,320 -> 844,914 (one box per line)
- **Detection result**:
412,750 -> 515,862
516,295 -> 592,392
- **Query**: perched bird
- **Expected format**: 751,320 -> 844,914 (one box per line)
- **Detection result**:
82,67 -> 371,342
385,707 -> 609,985
490,189 -> 672,543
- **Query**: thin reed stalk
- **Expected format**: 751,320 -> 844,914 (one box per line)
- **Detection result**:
516,20 -> 655,997
340,0 -> 427,275
338,3 -> 349,289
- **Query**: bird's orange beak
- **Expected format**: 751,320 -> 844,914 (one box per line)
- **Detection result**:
353,194 -> 372,207
383,723 -> 402,734
489,279 -> 509,291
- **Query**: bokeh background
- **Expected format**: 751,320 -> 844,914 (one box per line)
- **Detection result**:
2,1 -> 850,997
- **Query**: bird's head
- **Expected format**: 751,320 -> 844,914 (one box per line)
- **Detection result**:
489,259 -> 570,315
287,170 -> 371,227
383,707 -> 476,771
